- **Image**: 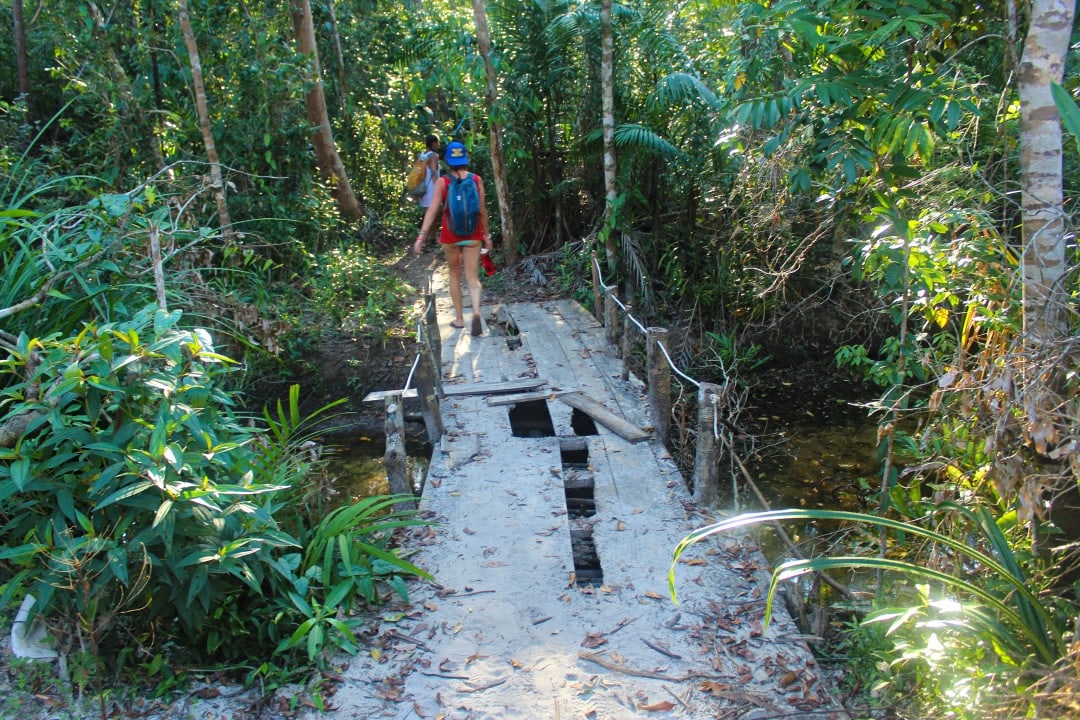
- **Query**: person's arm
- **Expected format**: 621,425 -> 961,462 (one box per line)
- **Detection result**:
413,179 -> 446,254
426,151 -> 439,177
476,175 -> 492,249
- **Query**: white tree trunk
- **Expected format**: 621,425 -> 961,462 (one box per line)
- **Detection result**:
600,0 -> 618,272
1017,0 -> 1075,459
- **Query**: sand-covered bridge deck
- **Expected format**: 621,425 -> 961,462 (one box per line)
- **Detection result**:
330,287 -> 844,719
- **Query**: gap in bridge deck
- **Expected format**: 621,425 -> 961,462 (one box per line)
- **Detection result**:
560,437 -> 603,586
570,407 -> 598,437
508,399 -> 555,438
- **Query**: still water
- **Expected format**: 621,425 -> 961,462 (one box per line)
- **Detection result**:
318,435 -> 429,507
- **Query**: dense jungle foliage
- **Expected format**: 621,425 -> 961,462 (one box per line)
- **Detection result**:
0,1 -> 1077,717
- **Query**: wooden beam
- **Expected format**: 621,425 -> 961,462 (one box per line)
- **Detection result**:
443,378 -> 547,397
486,390 -> 559,406
557,391 -> 650,443
363,389 -> 419,402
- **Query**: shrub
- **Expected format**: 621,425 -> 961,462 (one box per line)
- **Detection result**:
0,305 -> 429,668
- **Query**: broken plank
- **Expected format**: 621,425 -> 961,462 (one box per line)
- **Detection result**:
486,390 -> 562,406
442,378 -> 547,397
558,391 -> 650,443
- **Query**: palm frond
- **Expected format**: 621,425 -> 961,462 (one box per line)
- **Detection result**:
654,71 -> 720,111
614,124 -> 685,160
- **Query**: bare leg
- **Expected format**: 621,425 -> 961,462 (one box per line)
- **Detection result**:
461,243 -> 483,334
442,244 -> 465,326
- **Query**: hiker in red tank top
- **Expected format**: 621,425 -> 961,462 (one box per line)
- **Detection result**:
413,141 -> 492,337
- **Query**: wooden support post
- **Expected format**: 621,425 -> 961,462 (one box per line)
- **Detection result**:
590,251 -> 602,321
604,287 -> 620,348
424,292 -> 442,369
692,382 -> 720,507
414,340 -> 444,444
383,392 -> 416,510
620,304 -> 633,380
646,327 -> 671,446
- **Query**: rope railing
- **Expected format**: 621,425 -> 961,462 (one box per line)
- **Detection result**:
592,254 -> 699,389
591,253 -> 732,507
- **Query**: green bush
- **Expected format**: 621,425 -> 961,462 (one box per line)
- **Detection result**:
304,243 -> 414,333
0,306 -> 429,668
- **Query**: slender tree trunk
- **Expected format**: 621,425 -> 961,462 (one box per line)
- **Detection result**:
1017,0 -> 1074,458
326,0 -> 349,121
470,0 -> 518,265
178,0 -> 234,238
600,0 -> 618,273
290,0 -> 363,222
13,0 -> 29,103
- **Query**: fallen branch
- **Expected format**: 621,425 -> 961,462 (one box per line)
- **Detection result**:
386,629 -> 432,652
643,638 -> 682,660
578,652 -> 731,683
456,677 -> 507,693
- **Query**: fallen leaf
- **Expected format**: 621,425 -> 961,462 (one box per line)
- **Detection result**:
463,526 -> 476,535
509,659 -> 523,669
581,632 -> 607,649
781,671 -> 798,687
699,681 -> 729,694
465,652 -> 488,665
640,700 -> 675,712
644,591 -> 663,599
192,687 -> 221,699
616,520 -> 626,531
423,601 -> 438,611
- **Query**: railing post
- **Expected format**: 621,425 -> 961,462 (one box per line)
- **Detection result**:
590,251 -> 602,321
424,292 -> 442,369
692,382 -> 720,507
620,304 -> 633,380
604,287 -> 620,347
414,340 -> 445,444
646,327 -> 671,446
383,391 -> 416,510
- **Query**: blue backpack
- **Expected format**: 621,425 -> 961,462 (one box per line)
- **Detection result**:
445,173 -> 480,236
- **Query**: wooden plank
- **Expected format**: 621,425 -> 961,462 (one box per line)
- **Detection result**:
442,378 -> 547,397
557,391 -> 650,443
486,390 -> 556,406
363,389 -> 419,402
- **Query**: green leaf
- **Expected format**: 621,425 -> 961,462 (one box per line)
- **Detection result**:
9,457 -> 31,490
1052,83 -> 1080,158
96,480 -> 155,511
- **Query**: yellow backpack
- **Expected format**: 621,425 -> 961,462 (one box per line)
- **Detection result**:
405,154 -> 429,201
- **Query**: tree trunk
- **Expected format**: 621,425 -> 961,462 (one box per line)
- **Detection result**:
600,0 -> 618,273
178,0 -> 235,239
470,0 -> 518,265
13,0 -> 29,102
290,0 -> 363,222
1018,0 -> 1074,457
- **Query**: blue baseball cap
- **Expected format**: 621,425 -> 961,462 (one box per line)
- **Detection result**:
445,141 -> 469,167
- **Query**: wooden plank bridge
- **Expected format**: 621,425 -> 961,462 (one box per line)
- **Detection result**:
337,275 -> 846,719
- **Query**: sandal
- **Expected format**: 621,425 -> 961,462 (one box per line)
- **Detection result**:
471,315 -> 483,336
450,320 -> 465,329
